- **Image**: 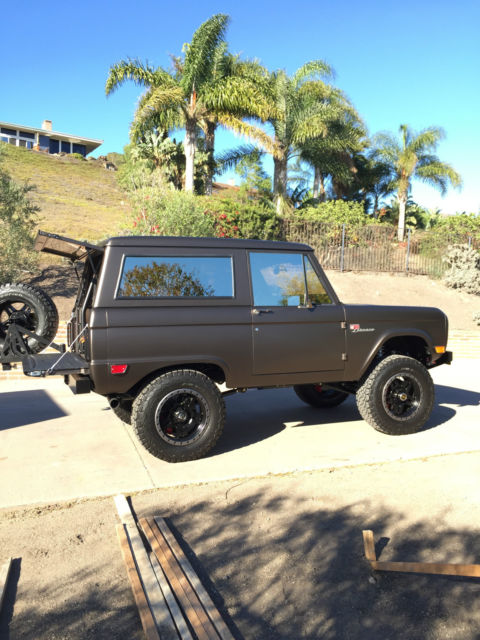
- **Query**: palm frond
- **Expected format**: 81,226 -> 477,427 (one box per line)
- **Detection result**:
292,60 -> 335,88
215,144 -> 264,172
216,114 -> 279,156
415,161 -> 462,194
105,58 -> 163,95
409,126 -> 445,153
181,13 -> 229,93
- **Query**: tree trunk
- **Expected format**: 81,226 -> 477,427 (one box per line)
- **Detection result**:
273,155 -> 288,215
184,118 -> 196,193
205,121 -> 216,196
373,194 -> 379,218
319,173 -> 326,202
313,166 -> 321,199
397,192 -> 407,241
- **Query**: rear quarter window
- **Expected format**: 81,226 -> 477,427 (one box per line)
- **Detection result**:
117,256 -> 234,298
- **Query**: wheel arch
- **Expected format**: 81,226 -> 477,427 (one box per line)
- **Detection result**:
124,361 -> 227,399
360,331 -> 433,379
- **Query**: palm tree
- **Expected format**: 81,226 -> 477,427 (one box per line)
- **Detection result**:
299,117 -> 366,202
263,63 -> 364,213
106,14 -> 271,193
372,124 -> 462,240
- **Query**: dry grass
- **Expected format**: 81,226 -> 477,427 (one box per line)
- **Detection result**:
1,144 -> 130,242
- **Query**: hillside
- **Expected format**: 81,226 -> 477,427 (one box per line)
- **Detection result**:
1,144 -> 128,241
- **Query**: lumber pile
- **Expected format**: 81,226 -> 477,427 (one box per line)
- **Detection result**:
115,495 -> 233,640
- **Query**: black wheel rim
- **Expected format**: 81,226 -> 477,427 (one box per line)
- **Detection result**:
0,300 -> 38,346
382,373 -> 422,421
155,388 -> 208,446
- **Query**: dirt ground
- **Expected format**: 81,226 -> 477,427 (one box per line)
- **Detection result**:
27,263 -> 480,330
2,453 -> 480,639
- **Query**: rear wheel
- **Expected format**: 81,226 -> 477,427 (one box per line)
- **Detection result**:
0,283 -> 59,355
294,383 -> 349,408
356,355 -> 434,435
131,369 -> 225,462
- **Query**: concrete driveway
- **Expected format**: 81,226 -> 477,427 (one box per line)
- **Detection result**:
0,359 -> 479,508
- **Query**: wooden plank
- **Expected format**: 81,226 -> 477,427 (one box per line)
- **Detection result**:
155,517 -> 235,640
362,530 -> 377,563
150,551 -> 194,640
114,495 -> 179,639
371,560 -> 480,578
141,518 -> 220,640
362,530 -> 480,578
0,558 -> 12,614
117,525 -> 161,640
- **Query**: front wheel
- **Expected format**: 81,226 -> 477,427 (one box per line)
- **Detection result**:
131,369 -> 225,462
356,355 -> 434,435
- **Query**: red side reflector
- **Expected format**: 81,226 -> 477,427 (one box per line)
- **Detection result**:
111,364 -> 128,375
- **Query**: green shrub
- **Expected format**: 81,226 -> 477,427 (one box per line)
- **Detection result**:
294,200 -> 374,227
126,176 -> 215,238
0,164 -> 39,283
204,196 -> 281,240
443,244 -> 480,295
69,153 -> 85,161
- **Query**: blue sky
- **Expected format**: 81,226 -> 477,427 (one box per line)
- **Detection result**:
2,0 -> 479,213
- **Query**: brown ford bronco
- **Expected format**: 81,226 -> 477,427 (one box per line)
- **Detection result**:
0,231 -> 452,462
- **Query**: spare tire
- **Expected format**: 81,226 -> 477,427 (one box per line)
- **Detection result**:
0,283 -> 59,355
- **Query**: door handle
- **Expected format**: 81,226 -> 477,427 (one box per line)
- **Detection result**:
252,308 -> 272,315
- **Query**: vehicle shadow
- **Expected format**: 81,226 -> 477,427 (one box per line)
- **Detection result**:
213,382 -> 475,456
435,384 -> 480,408
212,388 -> 361,456
0,390 -> 67,431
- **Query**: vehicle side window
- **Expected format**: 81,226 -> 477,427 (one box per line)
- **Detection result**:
304,256 -> 332,304
249,252 -> 306,306
117,256 -> 234,298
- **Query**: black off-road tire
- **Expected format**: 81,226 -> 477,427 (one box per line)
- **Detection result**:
131,369 -> 225,462
0,283 -> 59,355
111,398 -> 133,425
294,384 -> 349,408
356,355 -> 434,435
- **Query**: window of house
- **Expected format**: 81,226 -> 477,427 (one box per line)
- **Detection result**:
117,256 -> 234,298
72,143 -> 86,156
19,131 -> 34,139
1,128 -> 16,136
249,252 -> 332,307
61,141 -> 71,153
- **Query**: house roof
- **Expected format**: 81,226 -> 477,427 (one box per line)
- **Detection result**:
0,120 -> 103,154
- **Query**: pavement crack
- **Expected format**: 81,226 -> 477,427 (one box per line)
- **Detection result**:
121,422 -> 156,488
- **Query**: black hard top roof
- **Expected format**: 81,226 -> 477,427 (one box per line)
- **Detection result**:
105,236 -> 312,251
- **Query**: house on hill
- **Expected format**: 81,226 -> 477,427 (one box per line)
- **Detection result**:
0,119 -> 102,157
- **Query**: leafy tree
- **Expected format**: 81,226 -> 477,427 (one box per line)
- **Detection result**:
234,148 -> 271,197
372,124 -> 462,241
106,14 -> 271,194
0,147 -> 39,283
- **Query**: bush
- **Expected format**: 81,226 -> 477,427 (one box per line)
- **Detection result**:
443,245 -> 480,295
294,200 -> 374,227
0,165 -> 39,283
69,153 -> 85,161
204,196 -> 281,240
126,175 -> 215,238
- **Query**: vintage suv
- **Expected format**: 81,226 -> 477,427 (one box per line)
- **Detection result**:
0,231 -> 452,462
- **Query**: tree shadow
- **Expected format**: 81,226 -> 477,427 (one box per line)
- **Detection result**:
0,558 -> 21,639
0,390 -> 67,430
138,494 -> 480,640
